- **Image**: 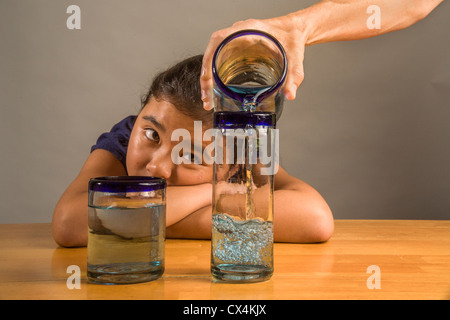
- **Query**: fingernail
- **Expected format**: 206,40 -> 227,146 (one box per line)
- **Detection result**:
201,90 -> 207,101
287,85 -> 297,100
201,67 -> 206,78
203,102 -> 212,110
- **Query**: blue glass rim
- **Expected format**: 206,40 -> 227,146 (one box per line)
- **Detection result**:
89,176 -> 166,193
214,111 -> 276,129
212,29 -> 287,104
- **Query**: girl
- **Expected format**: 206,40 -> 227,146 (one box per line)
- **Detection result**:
52,55 -> 333,247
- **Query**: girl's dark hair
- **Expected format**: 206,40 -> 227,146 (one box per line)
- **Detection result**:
141,54 -> 213,123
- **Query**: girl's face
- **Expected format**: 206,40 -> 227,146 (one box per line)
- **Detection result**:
126,98 -> 213,186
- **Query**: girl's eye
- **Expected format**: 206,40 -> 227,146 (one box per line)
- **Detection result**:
145,129 -> 160,142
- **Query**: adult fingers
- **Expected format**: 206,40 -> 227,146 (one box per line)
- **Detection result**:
201,29 -> 231,110
283,44 -> 305,101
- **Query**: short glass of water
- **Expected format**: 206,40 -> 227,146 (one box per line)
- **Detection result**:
87,176 -> 166,285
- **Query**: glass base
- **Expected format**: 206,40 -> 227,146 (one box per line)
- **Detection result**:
87,261 -> 163,285
211,264 -> 273,283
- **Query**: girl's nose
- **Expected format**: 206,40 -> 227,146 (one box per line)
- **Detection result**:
146,150 -> 175,181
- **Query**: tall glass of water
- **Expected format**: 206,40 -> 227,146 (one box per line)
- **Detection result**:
87,176 -> 166,284
211,30 -> 287,282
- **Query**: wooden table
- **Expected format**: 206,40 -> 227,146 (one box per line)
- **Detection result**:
0,220 -> 449,300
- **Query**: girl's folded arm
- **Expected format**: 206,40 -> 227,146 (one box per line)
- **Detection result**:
52,150 -> 213,246
166,166 -> 334,243
52,149 -> 127,247
273,166 -> 334,243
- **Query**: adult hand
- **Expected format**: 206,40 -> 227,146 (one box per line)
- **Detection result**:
200,0 -> 443,111
200,14 -> 309,110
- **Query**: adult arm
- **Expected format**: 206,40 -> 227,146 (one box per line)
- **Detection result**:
201,0 -> 443,108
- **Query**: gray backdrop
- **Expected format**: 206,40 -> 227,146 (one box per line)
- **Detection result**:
1,0 -> 449,223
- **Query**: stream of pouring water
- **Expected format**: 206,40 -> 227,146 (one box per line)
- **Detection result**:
245,131 -> 255,220
243,96 -> 258,221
